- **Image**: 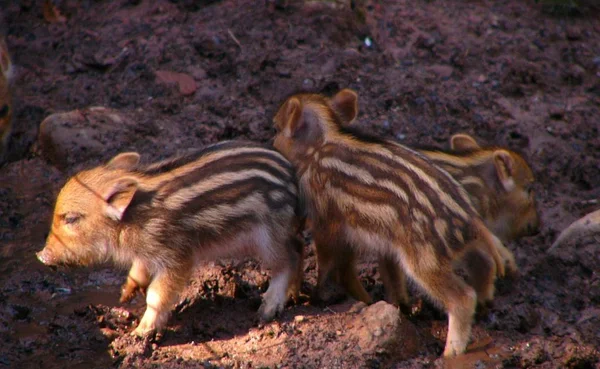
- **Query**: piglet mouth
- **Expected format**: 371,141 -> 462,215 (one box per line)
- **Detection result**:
36,250 -> 58,270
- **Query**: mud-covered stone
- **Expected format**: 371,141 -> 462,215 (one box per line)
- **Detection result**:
351,301 -> 421,360
37,107 -> 137,171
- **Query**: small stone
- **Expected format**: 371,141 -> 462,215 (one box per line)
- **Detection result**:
428,65 -> 454,79
294,315 -> 305,323
155,70 -> 197,95
302,78 -> 315,89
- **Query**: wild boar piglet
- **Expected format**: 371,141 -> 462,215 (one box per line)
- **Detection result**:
272,89 -> 504,357
331,93 -> 539,307
424,134 -> 540,246
378,134 -> 540,308
37,141 -> 304,336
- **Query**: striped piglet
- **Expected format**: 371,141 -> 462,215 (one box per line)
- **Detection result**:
37,141 -> 304,336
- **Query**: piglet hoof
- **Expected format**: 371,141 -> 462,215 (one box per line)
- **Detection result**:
505,266 -> 520,280
258,301 -> 284,323
131,323 -> 158,339
309,283 -> 346,306
120,279 -> 148,304
475,301 -> 494,321
442,346 -> 463,358
286,288 -> 300,305
502,255 -> 519,279
120,284 -> 137,304
398,301 -> 413,316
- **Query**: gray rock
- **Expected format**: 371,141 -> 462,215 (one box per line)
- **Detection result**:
37,107 -> 137,171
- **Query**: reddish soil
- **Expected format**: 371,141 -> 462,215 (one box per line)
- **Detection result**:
1,1 -> 599,368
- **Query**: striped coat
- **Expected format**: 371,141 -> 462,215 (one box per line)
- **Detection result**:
37,141 -> 304,336
272,89 -> 504,357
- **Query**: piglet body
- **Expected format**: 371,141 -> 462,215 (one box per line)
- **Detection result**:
37,141 -> 304,336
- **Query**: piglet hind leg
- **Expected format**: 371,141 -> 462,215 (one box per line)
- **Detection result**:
120,259 -> 151,304
333,248 -> 372,304
286,234 -> 305,303
132,266 -> 192,337
257,234 -> 302,322
258,263 -> 293,322
312,231 -> 372,304
462,249 -> 497,308
378,256 -> 410,310
403,258 -> 477,357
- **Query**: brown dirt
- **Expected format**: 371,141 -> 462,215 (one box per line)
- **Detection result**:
1,0 -> 599,368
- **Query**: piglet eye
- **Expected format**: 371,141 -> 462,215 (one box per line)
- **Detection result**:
0,105 -> 9,118
63,213 -> 82,225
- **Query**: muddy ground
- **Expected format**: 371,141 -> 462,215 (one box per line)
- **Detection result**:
1,0 -> 599,368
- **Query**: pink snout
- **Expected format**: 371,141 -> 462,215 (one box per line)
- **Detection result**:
36,248 -> 56,266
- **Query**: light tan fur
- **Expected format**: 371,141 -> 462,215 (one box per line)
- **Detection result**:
272,89 -> 504,357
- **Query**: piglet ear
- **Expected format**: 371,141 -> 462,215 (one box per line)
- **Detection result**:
331,89 -> 358,125
493,150 -> 515,192
276,97 -> 303,138
450,134 -> 480,152
106,152 -> 140,170
103,177 -> 138,221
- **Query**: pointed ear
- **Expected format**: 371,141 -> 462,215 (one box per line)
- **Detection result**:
331,89 -> 358,125
493,150 -> 515,192
450,134 -> 480,152
106,152 -> 140,170
277,97 -> 303,138
103,177 -> 138,221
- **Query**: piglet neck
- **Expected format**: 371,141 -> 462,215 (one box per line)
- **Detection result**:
112,224 -> 137,265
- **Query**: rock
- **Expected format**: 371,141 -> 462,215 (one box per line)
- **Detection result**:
37,107 -> 138,171
428,65 -> 454,79
355,301 -> 399,352
155,70 -> 197,96
349,301 -> 368,313
350,301 -> 421,359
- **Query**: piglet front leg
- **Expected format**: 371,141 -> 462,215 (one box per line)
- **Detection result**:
132,265 -> 192,337
120,259 -> 151,304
